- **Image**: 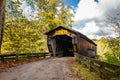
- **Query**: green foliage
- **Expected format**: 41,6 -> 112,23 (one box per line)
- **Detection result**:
57,2 -> 74,28
72,61 -> 101,80
37,0 -> 73,31
6,0 -> 23,18
106,37 -> 120,65
2,0 -> 74,54
94,37 -> 120,66
2,18 -> 47,54
94,37 -> 109,60
104,4 -> 120,66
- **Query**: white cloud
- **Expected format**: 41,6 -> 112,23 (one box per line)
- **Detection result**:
74,0 -> 102,23
80,21 -> 99,35
76,21 -> 115,39
98,0 -> 120,12
73,0 -> 120,39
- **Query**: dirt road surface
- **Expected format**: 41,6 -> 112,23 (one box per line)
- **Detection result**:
0,57 -> 76,80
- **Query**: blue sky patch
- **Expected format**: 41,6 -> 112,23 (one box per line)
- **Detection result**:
94,0 -> 99,3
64,0 -> 80,8
74,23 -> 85,29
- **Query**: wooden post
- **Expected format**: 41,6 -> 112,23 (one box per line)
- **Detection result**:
1,56 -> 5,63
118,75 -> 120,80
78,55 -> 82,64
43,53 -> 46,58
90,61 -> 94,72
36,53 -> 39,58
51,38 -> 56,57
117,72 -> 120,80
16,54 -> 19,61
100,65 -> 104,78
27,54 -> 31,59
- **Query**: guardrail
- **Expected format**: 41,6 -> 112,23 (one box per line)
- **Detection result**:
0,52 -> 50,63
77,54 -> 120,79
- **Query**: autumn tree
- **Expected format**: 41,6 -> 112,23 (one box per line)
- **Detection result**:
37,0 -> 73,31
1,0 -> 74,54
106,8 -> 120,65
6,0 -> 23,19
2,18 -> 47,54
0,0 -> 22,54
58,2 -> 74,28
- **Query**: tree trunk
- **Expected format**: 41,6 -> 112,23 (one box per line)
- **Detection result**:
0,0 -> 6,54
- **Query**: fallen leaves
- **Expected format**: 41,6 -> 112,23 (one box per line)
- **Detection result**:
52,77 -> 59,80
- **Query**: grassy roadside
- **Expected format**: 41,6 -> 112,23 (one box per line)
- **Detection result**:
71,61 -> 102,80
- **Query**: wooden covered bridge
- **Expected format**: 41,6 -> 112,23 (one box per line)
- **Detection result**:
45,26 -> 97,57
0,26 -> 120,79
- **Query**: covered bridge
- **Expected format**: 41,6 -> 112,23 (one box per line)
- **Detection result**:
45,26 -> 97,57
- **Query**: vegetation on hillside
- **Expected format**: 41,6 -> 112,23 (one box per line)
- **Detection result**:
93,8 -> 120,66
94,37 -> 120,66
71,61 -> 101,80
1,0 -> 74,54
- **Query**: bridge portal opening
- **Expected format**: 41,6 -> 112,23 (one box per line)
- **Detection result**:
45,26 -> 97,58
52,35 -> 74,57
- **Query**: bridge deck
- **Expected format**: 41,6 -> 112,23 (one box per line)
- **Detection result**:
0,57 -> 76,80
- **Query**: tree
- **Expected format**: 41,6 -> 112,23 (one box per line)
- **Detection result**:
37,0 -> 73,31
6,0 -> 23,19
0,0 -> 6,54
0,0 -> 23,54
107,37 -> 120,65
58,3 -> 74,28
1,0 -> 74,54
94,37 -> 120,65
104,7 -> 120,65
2,18 -> 48,54
105,11 -> 120,37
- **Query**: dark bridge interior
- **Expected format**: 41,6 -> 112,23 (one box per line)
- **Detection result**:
55,35 -> 74,57
46,26 -> 97,58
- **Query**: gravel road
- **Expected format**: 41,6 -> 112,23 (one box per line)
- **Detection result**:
0,57 -> 76,80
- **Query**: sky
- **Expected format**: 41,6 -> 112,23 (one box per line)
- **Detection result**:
64,0 -> 80,8
21,0 -> 120,39
65,0 -> 120,39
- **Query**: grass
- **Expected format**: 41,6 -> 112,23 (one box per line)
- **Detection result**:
71,61 -> 102,80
